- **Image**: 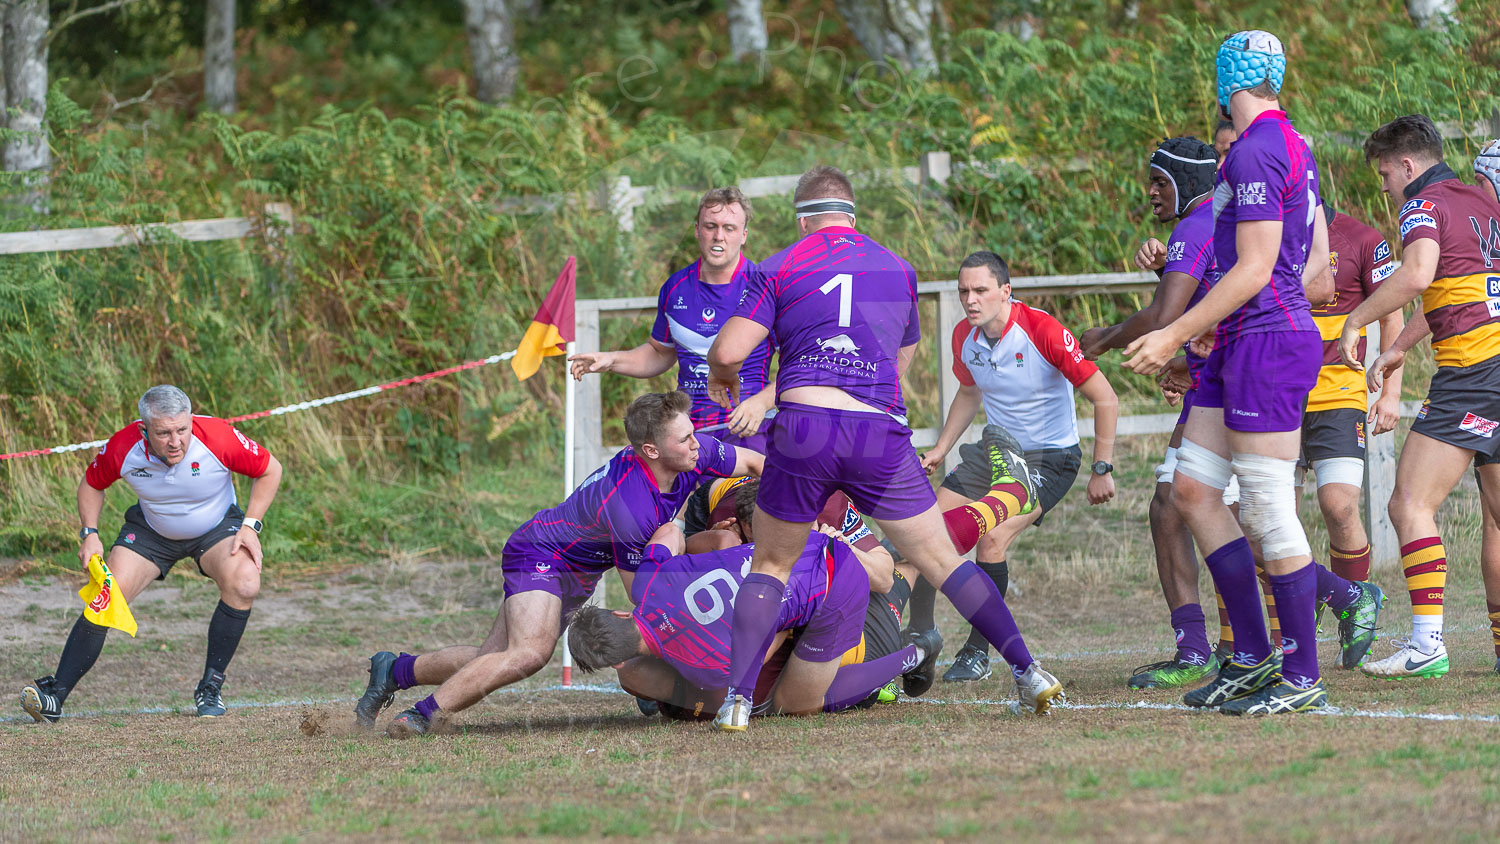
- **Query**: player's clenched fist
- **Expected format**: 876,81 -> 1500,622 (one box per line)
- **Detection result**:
1135,237 -> 1168,272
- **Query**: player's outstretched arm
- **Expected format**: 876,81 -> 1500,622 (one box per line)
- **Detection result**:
730,445 -> 764,478
920,385 -> 981,475
75,478 -> 106,569
232,454 -> 283,570
1084,270 -> 1201,358
569,339 -> 676,381
706,317 -> 769,408
1078,372 -> 1117,505
815,524 -> 894,594
1340,239 -> 1439,369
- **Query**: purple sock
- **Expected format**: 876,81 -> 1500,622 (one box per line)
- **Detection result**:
1313,563 -> 1362,612
726,573 -> 786,695
940,561 -> 1032,676
1268,564 -> 1319,688
414,694 -> 441,722
1169,603 -> 1211,666
1203,537 -> 1272,664
822,646 -> 916,712
393,653 -> 419,690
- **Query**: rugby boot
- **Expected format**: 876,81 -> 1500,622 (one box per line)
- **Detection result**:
982,424 -> 1037,516
194,668 -> 227,718
1360,636 -> 1450,680
20,676 -> 62,723
355,651 -> 399,728
635,696 -> 661,717
1336,581 -> 1385,669
1012,662 -> 1064,715
1219,675 -> 1328,716
876,680 -> 899,704
713,693 -> 751,732
942,645 -> 992,683
902,627 -> 944,698
1126,650 -> 1220,690
1182,652 -> 1280,708
386,706 -> 431,738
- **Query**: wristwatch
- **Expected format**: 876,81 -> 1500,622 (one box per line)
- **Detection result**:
244,518 -> 264,534
79,527 -> 98,541
1091,461 -> 1113,476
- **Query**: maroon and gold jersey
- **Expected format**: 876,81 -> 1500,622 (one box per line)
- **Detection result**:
1401,168 -> 1500,369
1308,212 -> 1394,412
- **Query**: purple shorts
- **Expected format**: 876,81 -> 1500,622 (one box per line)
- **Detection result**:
1175,388 -> 1197,427
788,543 -> 869,663
1194,330 -> 1320,433
757,402 -> 935,522
500,535 -> 603,632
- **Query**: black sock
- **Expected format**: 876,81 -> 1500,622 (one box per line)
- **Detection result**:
908,575 -> 937,631
205,601 -> 252,675
963,560 -> 1009,653
54,615 -> 110,703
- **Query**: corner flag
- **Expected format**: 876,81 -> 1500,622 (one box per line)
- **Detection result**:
78,555 -> 137,637
511,256 -> 577,381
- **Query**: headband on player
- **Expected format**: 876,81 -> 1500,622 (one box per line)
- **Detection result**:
795,198 -> 856,219
1476,140 -> 1500,196
1149,138 -> 1218,219
1217,30 -> 1286,115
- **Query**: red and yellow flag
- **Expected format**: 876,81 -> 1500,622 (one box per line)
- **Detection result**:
511,256 -> 577,381
78,554 -> 137,637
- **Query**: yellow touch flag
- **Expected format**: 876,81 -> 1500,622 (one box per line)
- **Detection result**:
77,554 -> 137,637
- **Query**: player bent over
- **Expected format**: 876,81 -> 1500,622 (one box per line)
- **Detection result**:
1337,118 -> 1500,679
568,523 -> 939,718
1125,32 -> 1377,715
21,385 -> 283,721
353,391 -> 759,735
708,166 -> 1059,732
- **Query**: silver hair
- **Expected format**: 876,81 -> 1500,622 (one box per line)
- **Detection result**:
138,384 -> 192,423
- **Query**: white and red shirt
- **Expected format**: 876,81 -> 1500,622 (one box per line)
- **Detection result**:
951,300 -> 1098,451
86,415 -> 272,540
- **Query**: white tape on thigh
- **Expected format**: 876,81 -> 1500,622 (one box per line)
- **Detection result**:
1311,456 -> 1365,488
1174,439 -> 1232,489
1231,452 -> 1309,560
1155,447 -> 1179,485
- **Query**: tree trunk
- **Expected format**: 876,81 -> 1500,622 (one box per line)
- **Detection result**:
463,0 -> 520,104
834,0 -> 937,73
204,0 -> 237,114
1,0 -> 50,213
726,0 -> 767,61
1407,0 -> 1457,30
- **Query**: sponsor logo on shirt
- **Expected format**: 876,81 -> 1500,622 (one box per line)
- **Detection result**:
232,428 -> 260,455
190,461 -> 200,477
816,334 -> 860,355
1166,241 -> 1186,263
1400,198 -> 1436,215
840,505 -> 860,533
1473,216 -> 1500,269
1014,352 -> 1024,368
1459,412 -> 1498,438
129,468 -> 152,478
969,349 -> 986,368
1373,241 -> 1391,263
1371,263 -> 1395,284
535,561 -> 552,573
1236,182 -> 1268,206
702,307 -> 716,323
1400,213 -> 1437,238
1230,408 -> 1260,418
675,296 -> 685,308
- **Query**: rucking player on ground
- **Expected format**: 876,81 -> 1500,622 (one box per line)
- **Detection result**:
21,385 -> 283,722
353,391 -> 760,736
1124,31 -> 1378,715
569,187 -> 776,454
1337,118 -> 1500,679
567,522 -> 940,719
1082,136 -> 1227,689
706,165 -> 1060,732
911,250 -> 1118,684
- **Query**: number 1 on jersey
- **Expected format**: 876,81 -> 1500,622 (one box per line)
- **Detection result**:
819,273 -> 853,328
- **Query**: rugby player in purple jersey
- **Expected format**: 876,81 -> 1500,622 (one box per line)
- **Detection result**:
567,521 -> 941,718
352,391 -> 761,737
1125,32 -> 1376,715
570,187 -> 777,453
705,165 -> 1060,731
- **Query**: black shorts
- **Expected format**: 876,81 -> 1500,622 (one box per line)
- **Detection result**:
1300,407 -> 1367,465
941,442 -> 1082,527
681,482 -> 713,536
1410,358 -> 1500,460
112,504 -> 245,580
847,573 -> 914,709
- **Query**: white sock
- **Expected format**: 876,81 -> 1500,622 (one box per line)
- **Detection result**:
1410,615 -> 1444,653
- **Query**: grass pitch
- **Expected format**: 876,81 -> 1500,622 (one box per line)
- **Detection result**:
4,435 -> 1500,841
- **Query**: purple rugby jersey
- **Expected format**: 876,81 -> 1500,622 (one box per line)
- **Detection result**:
1164,200 -> 1217,384
629,533 -> 865,690
651,256 -> 775,429
734,225 -> 919,420
1210,109 -> 1320,341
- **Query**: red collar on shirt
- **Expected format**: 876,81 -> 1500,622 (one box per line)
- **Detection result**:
975,301 -> 1022,345
632,451 -> 662,491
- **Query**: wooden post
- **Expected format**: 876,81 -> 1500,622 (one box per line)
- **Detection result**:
936,286 -> 967,476
573,299 -> 603,488
920,151 -> 951,189
1363,321 -> 1399,573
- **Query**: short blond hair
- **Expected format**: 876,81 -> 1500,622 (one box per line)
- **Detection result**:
697,187 -> 752,226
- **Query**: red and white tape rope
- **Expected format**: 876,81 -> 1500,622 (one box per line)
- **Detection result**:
0,351 -> 517,462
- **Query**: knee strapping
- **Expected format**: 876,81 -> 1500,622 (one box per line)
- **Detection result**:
1311,456 -> 1365,489
1155,446 -> 1179,485
1231,452 -> 1309,560
1175,439 -> 1232,489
